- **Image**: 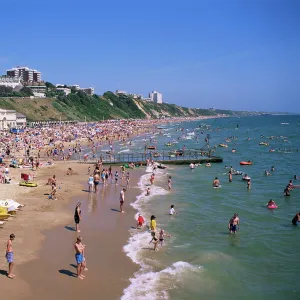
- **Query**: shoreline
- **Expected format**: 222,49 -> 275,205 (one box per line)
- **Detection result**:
0,161 -> 143,299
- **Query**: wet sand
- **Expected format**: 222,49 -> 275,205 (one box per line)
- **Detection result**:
17,167 -> 142,300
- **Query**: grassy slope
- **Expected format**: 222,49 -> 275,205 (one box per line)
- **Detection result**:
0,92 -> 229,121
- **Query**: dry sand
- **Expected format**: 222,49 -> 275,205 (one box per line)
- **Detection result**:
0,162 -> 141,299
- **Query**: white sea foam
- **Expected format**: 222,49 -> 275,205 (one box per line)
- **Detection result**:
121,261 -> 202,300
122,168 -> 200,300
118,148 -> 130,153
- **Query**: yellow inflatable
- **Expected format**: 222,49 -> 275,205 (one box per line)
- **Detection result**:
19,181 -> 38,187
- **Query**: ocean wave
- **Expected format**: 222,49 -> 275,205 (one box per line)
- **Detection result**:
121,261 -> 202,300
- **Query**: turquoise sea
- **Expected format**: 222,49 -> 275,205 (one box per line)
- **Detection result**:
120,115 -> 300,300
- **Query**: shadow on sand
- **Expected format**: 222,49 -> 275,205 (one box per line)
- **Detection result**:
0,270 -> 8,276
111,208 -> 120,213
58,269 -> 77,277
64,226 -> 76,232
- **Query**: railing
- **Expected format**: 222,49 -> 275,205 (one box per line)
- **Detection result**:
77,149 -> 219,164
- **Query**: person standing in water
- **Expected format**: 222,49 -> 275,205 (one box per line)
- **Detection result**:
6,233 -> 15,278
228,171 -> 232,183
247,179 -> 251,190
228,213 -> 239,234
149,231 -> 159,251
120,188 -> 126,213
168,176 -> 172,190
88,174 -> 94,193
159,229 -> 171,246
150,215 -> 156,231
292,212 -> 300,225
74,202 -> 82,232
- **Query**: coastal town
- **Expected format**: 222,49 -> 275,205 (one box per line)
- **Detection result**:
0,66 -> 165,130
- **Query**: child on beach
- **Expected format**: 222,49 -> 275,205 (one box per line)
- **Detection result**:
137,214 -> 145,229
159,229 -> 171,246
6,233 -> 15,278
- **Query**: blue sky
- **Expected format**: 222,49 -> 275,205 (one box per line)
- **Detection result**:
0,0 -> 299,112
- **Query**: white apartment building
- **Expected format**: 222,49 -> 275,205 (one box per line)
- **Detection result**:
0,109 -> 17,130
6,66 -> 42,83
27,85 -> 47,98
0,76 -> 23,89
150,90 -> 163,104
56,87 -> 71,95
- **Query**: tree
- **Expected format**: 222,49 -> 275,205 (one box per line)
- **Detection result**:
45,82 -> 55,89
20,87 -> 34,96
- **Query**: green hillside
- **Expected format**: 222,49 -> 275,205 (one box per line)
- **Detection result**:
0,90 -> 232,122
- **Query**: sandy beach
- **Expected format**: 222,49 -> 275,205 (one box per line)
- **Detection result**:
0,161 -> 142,299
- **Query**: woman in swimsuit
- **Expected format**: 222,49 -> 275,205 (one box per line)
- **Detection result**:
74,202 -> 82,232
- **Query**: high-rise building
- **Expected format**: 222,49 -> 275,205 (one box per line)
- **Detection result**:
6,66 -> 42,83
150,90 -> 163,104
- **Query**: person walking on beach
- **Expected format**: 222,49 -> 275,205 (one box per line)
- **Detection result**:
5,233 -> 15,279
126,172 -> 130,188
115,171 -> 119,185
120,188 -> 126,213
93,172 -> 100,193
228,213 -> 239,234
74,202 -> 82,232
74,236 -> 86,279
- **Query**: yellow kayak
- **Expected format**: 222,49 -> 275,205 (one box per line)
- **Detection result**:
19,181 -> 38,187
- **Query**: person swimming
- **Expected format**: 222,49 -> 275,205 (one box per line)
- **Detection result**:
292,212 -> 300,226
267,199 -> 276,207
213,177 -> 220,187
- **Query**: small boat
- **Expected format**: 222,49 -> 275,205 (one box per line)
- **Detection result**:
219,144 -> 228,148
259,142 -> 269,146
19,181 -> 38,187
240,161 -> 253,165
147,146 -> 156,150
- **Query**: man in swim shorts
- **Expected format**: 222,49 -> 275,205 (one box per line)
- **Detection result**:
74,236 -> 86,279
120,188 -> 126,213
6,233 -> 15,278
228,213 -> 239,234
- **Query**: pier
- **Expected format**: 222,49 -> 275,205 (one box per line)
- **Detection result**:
78,149 -> 223,165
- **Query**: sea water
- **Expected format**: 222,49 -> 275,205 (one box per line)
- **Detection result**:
122,115 -> 300,300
